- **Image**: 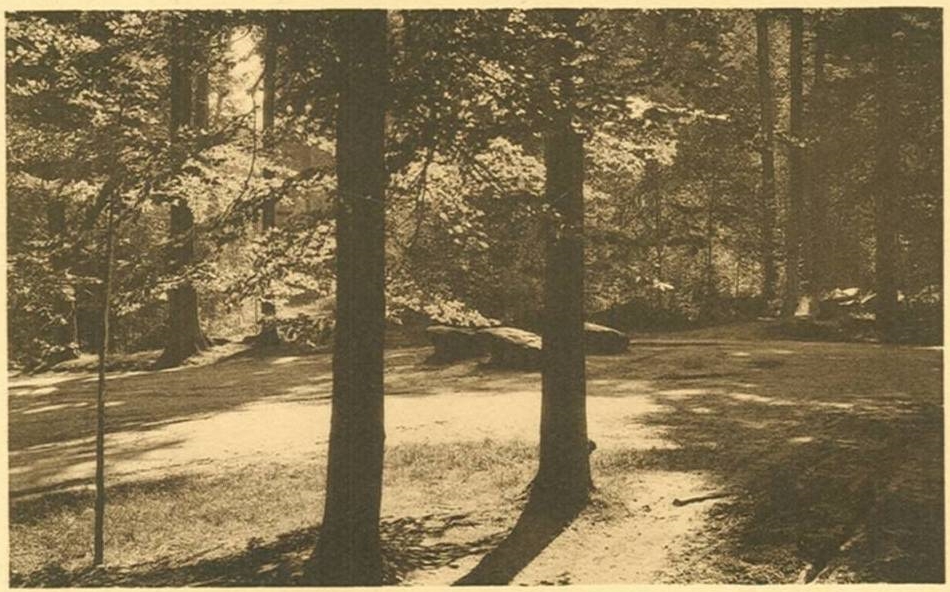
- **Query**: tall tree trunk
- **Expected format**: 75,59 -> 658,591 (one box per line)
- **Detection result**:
804,11 -> 828,305
309,10 -> 388,586
782,9 -> 804,317
157,21 -> 209,369
756,11 -> 778,313
93,184 -> 117,567
451,14 -> 592,586
257,13 -> 280,345
533,8 -> 592,514
874,9 -> 900,342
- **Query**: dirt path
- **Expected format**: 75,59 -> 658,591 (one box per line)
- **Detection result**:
8,339 -> 943,584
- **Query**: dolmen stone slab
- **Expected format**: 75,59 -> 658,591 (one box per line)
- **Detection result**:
584,322 -> 629,355
425,325 -> 485,363
480,327 -> 542,370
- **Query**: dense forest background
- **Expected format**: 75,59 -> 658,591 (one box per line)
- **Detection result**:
6,8 -> 942,368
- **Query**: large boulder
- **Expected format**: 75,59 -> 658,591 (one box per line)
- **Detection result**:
584,322 -> 629,355
480,327 -> 542,370
425,325 -> 485,363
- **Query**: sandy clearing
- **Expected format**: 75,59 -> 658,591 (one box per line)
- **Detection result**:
11,379 -> 675,494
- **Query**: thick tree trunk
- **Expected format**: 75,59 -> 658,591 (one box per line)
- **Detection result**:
782,9 -> 804,317
804,11 -> 828,303
157,21 -> 209,369
533,9 -> 592,514
874,9 -> 900,342
309,10 -> 388,586
755,11 -> 778,312
257,14 -> 280,345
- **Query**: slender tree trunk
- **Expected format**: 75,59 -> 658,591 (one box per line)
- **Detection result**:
309,10 -> 388,586
755,11 -> 777,313
93,185 -> 117,567
782,9 -> 804,317
874,9 -> 900,342
257,14 -> 280,345
703,190 -> 717,319
534,8 -> 592,514
804,11 -> 828,310
157,20 -> 209,368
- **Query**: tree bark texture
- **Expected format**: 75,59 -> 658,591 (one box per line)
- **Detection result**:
874,9 -> 900,342
258,14 -> 280,344
535,8 -> 592,514
157,19 -> 209,368
309,10 -> 388,586
783,9 -> 805,317
755,11 -> 778,311
804,11 -> 829,301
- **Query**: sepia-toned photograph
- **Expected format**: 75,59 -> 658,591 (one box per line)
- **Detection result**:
4,7 -> 944,586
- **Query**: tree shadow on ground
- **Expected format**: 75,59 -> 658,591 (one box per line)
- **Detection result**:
453,497 -> 581,586
11,511 -> 507,587
596,377 -> 944,583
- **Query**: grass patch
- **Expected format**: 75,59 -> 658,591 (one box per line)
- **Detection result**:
11,439 -> 536,586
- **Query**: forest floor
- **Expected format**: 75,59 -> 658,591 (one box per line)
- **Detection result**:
8,327 -> 944,585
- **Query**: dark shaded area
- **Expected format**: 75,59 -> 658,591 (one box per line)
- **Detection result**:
454,497 -> 582,586
9,348 -> 333,452
596,367 -> 944,583
11,512 -> 507,587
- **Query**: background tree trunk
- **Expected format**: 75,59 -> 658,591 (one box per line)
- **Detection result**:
874,9 -> 900,342
782,9 -> 804,317
804,11 -> 828,304
257,13 -> 280,345
157,21 -> 209,368
534,8 -> 592,514
309,10 -> 388,586
702,189 -> 717,319
755,11 -> 777,313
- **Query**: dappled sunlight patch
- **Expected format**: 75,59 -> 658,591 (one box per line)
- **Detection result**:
726,392 -> 794,406
21,402 -> 88,415
788,436 -> 814,444
18,386 -> 61,396
761,348 -> 795,355
813,401 -> 854,411
730,352 -> 752,358
269,356 -> 302,365
77,370 -> 151,384
655,388 -> 711,398
8,373 -> 77,390
691,407 -> 714,414
834,438 -> 862,449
